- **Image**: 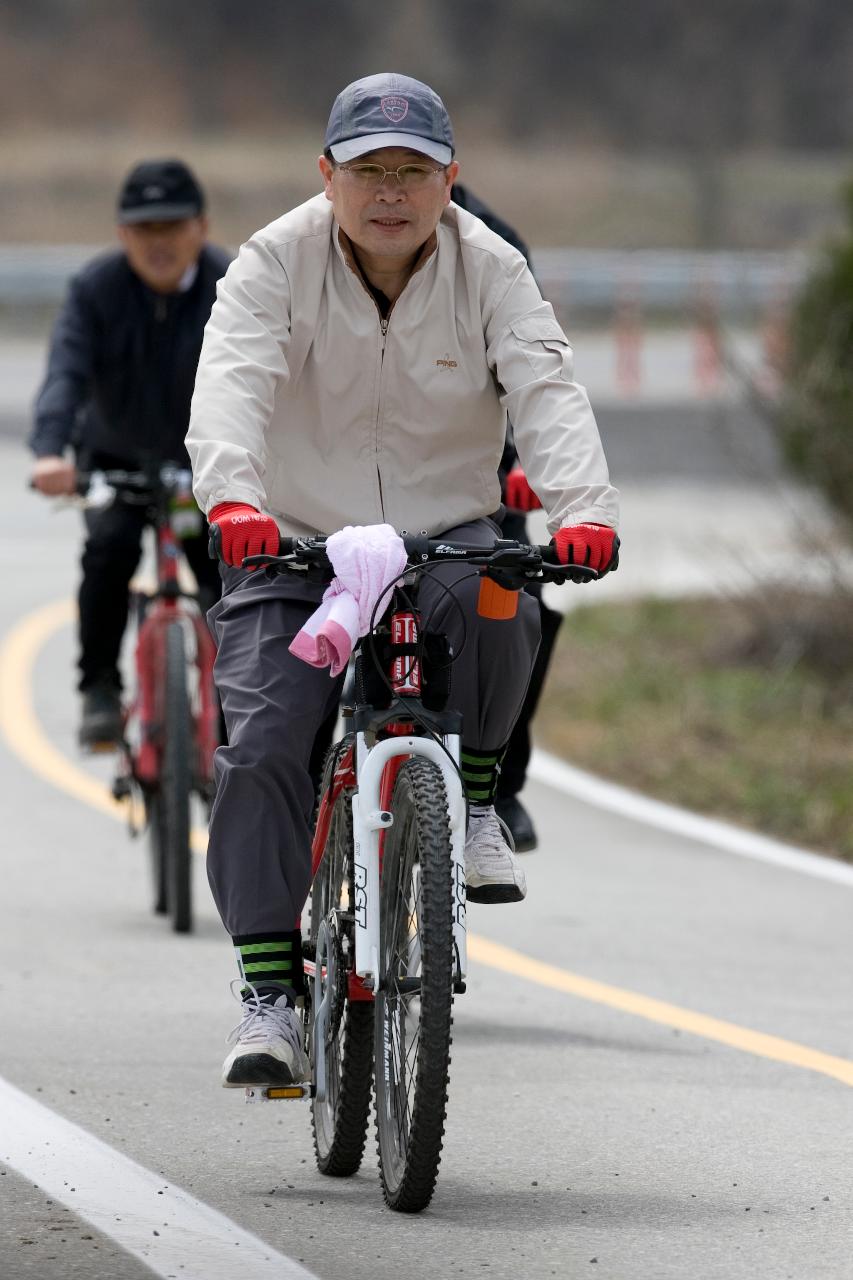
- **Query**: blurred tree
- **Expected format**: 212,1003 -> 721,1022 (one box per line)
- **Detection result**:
781,180 -> 853,522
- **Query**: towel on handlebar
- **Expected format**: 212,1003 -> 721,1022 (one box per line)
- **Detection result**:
289,523 -> 408,676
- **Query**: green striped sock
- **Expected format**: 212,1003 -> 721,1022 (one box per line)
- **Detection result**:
233,930 -> 303,994
460,745 -> 507,806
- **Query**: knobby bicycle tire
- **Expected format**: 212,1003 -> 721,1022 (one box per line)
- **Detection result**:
310,738 -> 374,1176
375,757 -> 454,1213
162,621 -> 193,934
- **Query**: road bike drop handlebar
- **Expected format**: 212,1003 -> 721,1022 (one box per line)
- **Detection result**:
240,533 -> 600,587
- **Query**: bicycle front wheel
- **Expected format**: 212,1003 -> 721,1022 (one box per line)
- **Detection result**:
310,740 -> 374,1176
161,621 -> 193,933
375,757 -> 454,1213
145,792 -> 168,915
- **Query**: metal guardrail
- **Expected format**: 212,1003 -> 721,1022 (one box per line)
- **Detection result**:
0,245 -> 809,314
532,248 -> 807,314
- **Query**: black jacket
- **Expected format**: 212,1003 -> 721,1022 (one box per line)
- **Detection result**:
451,184 -> 535,484
450,183 -> 533,271
30,244 -> 231,468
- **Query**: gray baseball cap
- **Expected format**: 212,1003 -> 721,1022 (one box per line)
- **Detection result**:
324,73 -> 455,166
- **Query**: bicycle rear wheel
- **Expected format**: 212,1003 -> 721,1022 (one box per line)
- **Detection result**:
310,739 -> 374,1176
375,757 -> 454,1213
161,621 -> 193,933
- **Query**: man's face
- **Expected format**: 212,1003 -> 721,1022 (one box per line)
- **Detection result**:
118,215 -> 208,293
319,147 -> 458,261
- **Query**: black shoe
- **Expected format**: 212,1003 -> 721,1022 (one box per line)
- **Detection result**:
494,795 -> 538,853
79,680 -> 123,750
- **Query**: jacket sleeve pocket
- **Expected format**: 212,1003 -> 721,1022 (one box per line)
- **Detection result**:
507,314 -> 574,378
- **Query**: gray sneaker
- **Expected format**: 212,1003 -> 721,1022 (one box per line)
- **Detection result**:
222,984 -> 310,1088
464,806 -> 528,903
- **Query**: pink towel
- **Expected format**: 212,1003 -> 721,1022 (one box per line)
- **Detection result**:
289,524 -> 407,676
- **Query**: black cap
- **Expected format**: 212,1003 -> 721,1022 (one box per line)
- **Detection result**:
117,159 -> 205,225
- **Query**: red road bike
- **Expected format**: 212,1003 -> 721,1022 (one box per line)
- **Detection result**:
84,468 -> 219,933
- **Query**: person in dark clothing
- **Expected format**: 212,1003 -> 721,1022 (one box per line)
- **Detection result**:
29,158 -> 230,748
451,183 -> 563,852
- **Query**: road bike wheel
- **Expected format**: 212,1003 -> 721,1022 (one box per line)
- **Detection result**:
375,757 -> 454,1213
145,792 -> 168,914
310,739 -> 374,1176
162,621 -> 193,934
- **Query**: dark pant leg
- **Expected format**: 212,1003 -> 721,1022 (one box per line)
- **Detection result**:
309,704 -> 340,798
417,519 -> 541,752
498,592 -> 562,796
206,568 -> 344,937
78,501 -> 147,691
181,529 -> 223,614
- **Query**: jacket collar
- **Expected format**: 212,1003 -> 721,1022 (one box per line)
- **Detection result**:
333,223 -> 438,306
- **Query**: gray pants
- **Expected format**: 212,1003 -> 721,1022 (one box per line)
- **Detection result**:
206,519 -> 540,936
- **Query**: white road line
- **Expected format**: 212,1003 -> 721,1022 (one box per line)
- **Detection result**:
529,748 -> 853,888
0,1076 -> 319,1280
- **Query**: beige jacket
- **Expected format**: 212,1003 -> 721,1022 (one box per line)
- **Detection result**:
187,194 -> 619,538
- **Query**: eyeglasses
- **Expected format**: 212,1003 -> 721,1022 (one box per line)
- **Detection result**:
337,162 -> 445,190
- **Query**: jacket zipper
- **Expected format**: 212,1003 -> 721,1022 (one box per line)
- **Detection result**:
375,317 -> 389,517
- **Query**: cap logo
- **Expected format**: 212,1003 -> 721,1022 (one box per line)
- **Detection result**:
380,95 -> 409,124
143,185 -> 165,199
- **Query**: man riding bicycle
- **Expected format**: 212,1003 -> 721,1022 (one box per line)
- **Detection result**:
29,159 -> 229,747
187,73 -> 620,1088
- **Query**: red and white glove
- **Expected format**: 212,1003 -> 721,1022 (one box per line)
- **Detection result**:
503,466 -> 542,512
553,523 -> 619,576
208,502 -> 279,568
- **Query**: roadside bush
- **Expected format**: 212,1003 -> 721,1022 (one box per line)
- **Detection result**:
781,180 -> 853,524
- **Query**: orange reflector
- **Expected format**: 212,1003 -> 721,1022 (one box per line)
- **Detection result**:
477,576 -> 519,620
266,1086 -> 307,1099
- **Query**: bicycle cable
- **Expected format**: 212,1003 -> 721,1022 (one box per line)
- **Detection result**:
361,559 -> 500,814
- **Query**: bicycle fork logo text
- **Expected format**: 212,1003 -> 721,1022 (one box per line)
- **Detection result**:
353,859 -> 368,930
454,859 -> 466,929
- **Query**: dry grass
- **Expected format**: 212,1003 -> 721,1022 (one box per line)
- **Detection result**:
536,594 -> 853,859
0,132 -> 848,248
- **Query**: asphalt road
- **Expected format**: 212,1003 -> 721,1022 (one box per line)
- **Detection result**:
2,421 -> 853,1280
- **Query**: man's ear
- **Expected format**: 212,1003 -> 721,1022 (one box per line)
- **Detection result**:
319,155 -> 334,202
444,161 -> 460,204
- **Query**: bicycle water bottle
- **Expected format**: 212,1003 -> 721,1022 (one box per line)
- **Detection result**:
391,612 -> 420,695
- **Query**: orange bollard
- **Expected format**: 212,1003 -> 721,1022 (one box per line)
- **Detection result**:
614,293 -> 642,396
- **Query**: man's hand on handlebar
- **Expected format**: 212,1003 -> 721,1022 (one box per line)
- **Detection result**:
552,523 -> 619,579
31,456 -> 77,497
208,502 -> 279,568
503,466 -> 542,513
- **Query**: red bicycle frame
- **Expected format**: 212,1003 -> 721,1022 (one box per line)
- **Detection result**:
305,600 -> 422,1004
130,518 -> 219,794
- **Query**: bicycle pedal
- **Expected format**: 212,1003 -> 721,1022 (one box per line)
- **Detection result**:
244,1084 -> 313,1103
111,775 -> 133,801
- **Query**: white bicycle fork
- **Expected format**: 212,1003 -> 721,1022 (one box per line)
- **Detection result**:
350,732 -> 467,991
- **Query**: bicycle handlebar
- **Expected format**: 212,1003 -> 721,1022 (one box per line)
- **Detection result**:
241,533 -> 598,586
74,466 -> 194,499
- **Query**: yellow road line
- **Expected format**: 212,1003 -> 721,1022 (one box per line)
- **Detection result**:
468,935 -> 853,1088
0,599 -> 205,851
3,599 -> 853,1089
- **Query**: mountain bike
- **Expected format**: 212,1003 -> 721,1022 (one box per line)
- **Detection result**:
242,532 -> 593,1211
81,467 -> 219,934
